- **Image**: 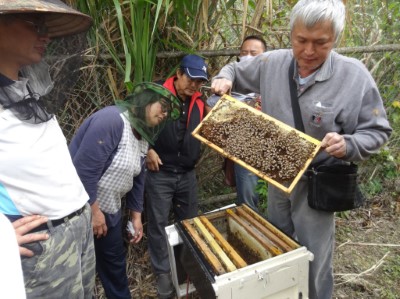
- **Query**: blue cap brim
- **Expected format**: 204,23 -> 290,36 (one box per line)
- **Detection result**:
183,67 -> 208,81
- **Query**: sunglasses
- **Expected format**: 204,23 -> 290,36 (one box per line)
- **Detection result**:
17,17 -> 48,36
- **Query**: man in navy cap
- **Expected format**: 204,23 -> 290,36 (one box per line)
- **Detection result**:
145,54 -> 209,298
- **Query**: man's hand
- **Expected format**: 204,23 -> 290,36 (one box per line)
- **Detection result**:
211,78 -> 233,95
12,215 -> 49,257
128,211 -> 143,244
321,132 -> 347,158
91,202 -> 107,238
146,148 -> 162,172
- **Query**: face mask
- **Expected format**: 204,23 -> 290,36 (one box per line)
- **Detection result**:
239,55 -> 254,62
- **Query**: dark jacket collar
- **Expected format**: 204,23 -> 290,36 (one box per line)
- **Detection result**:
0,73 -> 14,87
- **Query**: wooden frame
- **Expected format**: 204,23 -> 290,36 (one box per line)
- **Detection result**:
192,94 -> 322,194
180,205 -> 301,275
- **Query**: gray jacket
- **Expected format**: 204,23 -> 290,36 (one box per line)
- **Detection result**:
214,49 -> 392,164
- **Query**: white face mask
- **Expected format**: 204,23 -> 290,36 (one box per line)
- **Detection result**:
239,55 -> 254,62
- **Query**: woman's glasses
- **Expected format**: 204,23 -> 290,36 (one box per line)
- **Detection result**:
159,98 -> 181,121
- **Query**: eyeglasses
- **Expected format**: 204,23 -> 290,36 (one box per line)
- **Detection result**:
159,99 -> 170,113
159,98 -> 181,120
17,17 -> 48,36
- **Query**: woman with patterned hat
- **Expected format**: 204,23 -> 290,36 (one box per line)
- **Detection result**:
69,82 -> 181,299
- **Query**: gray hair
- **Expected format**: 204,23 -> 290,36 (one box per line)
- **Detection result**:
290,0 -> 346,44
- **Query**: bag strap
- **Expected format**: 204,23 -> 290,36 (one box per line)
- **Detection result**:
288,59 -> 305,132
289,59 -> 316,171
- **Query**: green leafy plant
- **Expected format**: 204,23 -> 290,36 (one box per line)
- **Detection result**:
255,179 -> 268,214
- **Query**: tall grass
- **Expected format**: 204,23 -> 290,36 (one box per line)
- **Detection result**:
76,0 -> 167,93
73,0 -> 270,94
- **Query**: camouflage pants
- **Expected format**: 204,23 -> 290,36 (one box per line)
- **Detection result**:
21,203 -> 95,299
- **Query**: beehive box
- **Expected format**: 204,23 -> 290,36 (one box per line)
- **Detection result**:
166,204 -> 314,299
192,94 -> 321,194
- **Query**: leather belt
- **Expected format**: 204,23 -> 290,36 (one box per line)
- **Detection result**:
31,205 -> 86,233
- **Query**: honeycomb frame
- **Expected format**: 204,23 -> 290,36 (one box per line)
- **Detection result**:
192,94 -> 322,194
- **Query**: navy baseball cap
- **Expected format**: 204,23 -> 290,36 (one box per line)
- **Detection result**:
180,54 -> 209,81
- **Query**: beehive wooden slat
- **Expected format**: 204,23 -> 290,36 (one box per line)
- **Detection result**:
181,206 -> 304,276
199,216 -> 248,269
192,94 -> 322,194
181,219 -> 226,274
226,216 -> 273,261
192,217 -> 237,273
235,207 -> 294,252
241,205 -> 300,250
226,209 -> 283,256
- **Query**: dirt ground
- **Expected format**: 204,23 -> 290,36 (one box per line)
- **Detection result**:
94,194 -> 400,299
333,195 -> 400,299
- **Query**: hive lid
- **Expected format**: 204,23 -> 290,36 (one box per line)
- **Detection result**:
192,94 -> 321,194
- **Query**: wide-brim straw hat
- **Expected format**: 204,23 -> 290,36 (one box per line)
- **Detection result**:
0,0 -> 92,38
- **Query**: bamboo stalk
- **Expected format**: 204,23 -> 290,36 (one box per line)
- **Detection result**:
86,44 -> 400,61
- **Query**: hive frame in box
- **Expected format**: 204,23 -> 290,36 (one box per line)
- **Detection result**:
165,204 -> 236,298
192,94 -> 322,194
165,204 -> 314,299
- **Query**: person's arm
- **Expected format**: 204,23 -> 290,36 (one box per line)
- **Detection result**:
211,76 -> 233,95
126,156 -> 146,243
321,86 -> 392,161
343,87 -> 392,160
70,109 -> 123,204
127,210 -> 143,244
146,148 -> 162,172
90,201 -> 107,238
212,55 -> 264,95
69,107 -> 124,238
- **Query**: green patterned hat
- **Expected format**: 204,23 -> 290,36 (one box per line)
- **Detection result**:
116,82 -> 182,145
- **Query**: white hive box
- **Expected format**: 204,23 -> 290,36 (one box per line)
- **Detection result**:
165,205 -> 314,299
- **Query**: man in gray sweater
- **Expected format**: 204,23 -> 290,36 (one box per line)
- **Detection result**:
211,0 -> 392,298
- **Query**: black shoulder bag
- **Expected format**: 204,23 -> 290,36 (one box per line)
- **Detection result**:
288,59 -> 364,212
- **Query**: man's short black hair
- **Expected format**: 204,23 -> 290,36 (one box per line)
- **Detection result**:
241,35 -> 267,51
